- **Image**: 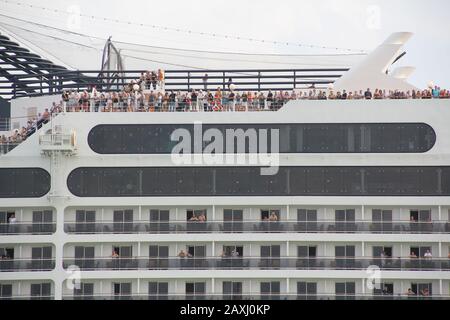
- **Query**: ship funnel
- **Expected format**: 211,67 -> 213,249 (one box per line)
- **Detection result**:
333,32 -> 417,92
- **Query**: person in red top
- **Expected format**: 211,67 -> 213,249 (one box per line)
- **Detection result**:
185,95 -> 192,112
247,92 -> 253,111
214,88 -> 222,111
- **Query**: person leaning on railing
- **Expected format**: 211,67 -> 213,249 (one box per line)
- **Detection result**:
405,288 -> 416,296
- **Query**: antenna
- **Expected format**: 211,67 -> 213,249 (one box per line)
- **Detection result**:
98,36 -> 125,91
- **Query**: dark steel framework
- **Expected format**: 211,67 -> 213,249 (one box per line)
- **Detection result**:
0,32 -> 67,99
0,33 -> 349,100
98,37 -> 125,91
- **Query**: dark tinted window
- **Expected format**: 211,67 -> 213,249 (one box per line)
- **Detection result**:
0,168 -> 50,198
88,123 -> 436,154
441,168 -> 450,195
67,166 -> 449,197
365,167 -> 439,195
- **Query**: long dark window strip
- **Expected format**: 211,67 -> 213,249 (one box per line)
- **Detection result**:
88,123 -> 436,154
0,168 -> 51,198
67,166 -> 449,197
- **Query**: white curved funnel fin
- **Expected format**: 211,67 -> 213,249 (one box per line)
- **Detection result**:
334,32 -> 418,92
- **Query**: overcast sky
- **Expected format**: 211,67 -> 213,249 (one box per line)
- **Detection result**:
1,0 -> 449,88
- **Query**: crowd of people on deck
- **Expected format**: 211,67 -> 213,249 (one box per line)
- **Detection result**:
57,85 -> 450,114
0,107 -> 55,149
1,72 -> 449,151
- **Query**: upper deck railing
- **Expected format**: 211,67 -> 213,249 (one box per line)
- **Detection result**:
6,68 -> 347,99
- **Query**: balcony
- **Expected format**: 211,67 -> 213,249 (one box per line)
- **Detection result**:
0,258 -> 55,272
0,223 -> 56,235
64,220 -> 450,234
60,293 -> 449,300
61,257 -> 450,271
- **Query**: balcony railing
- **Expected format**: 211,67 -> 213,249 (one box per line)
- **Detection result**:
0,223 -> 56,235
0,295 -> 54,300
62,257 -> 450,271
0,259 -> 55,272
64,220 -> 450,234
60,293 -> 449,300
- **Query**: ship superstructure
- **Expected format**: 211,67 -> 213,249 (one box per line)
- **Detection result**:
0,33 -> 449,300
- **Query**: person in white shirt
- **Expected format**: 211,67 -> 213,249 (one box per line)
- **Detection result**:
157,92 -> 163,111
197,90 -> 205,112
90,87 -> 98,112
8,213 -> 16,224
424,250 -> 432,258
8,213 -> 17,234
380,251 -> 386,262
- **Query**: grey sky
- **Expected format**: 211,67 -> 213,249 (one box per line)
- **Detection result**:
1,0 -> 449,88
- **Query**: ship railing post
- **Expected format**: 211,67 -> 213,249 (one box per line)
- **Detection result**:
258,71 -> 261,92
293,70 -> 296,89
286,241 -> 289,257
77,71 -> 80,92
187,72 -> 191,92
286,278 -> 290,296
138,242 -> 141,259
137,278 -> 141,297
361,278 -> 365,296
12,75 -> 17,99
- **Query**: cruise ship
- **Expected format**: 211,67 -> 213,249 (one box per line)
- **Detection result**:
0,31 -> 449,301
